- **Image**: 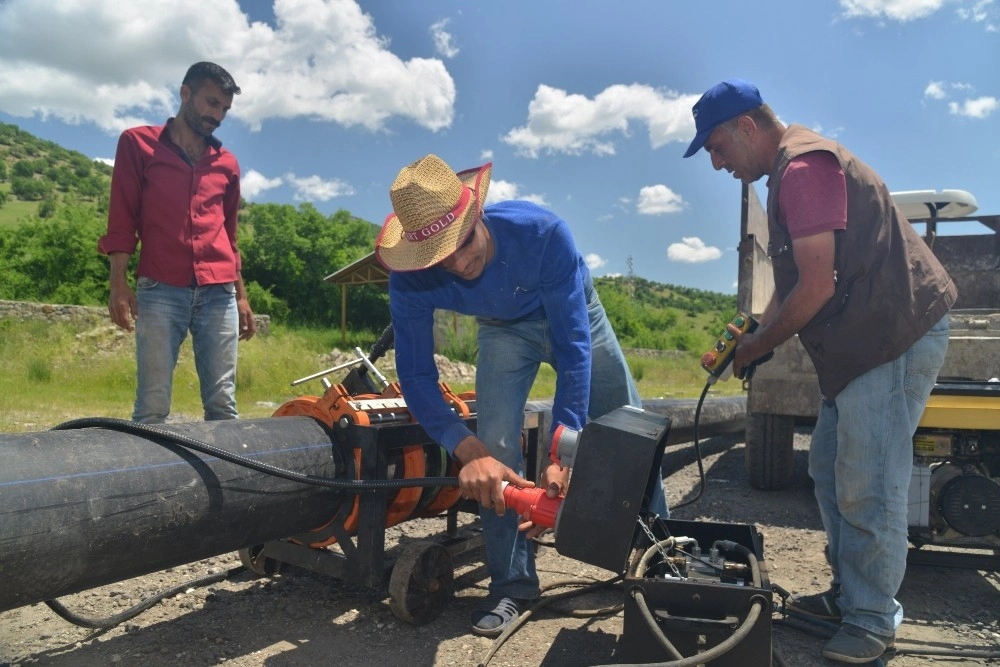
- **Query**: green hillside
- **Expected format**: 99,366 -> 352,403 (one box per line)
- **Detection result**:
0,120 -> 736,352
0,122 -> 113,226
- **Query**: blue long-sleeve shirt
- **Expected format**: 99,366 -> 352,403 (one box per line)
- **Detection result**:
389,200 -> 592,455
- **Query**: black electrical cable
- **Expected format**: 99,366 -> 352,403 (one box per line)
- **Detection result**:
476,574 -> 624,667
44,566 -> 246,629
670,380 -> 712,511
51,417 -> 459,491
772,586 -> 1000,662
42,415 -> 460,630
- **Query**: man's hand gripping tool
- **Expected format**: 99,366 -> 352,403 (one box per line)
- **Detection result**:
700,312 -> 774,381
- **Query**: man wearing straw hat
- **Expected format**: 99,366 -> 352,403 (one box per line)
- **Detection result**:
375,154 -> 668,638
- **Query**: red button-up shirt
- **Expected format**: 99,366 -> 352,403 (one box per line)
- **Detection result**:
98,120 -> 242,287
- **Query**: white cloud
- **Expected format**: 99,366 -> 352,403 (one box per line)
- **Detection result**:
637,184 -> 685,215
0,0 -> 456,135
839,0 -> 947,22
948,96 -> 999,118
503,83 -> 700,158
485,179 -> 548,207
924,81 -> 947,99
584,253 -> 608,270
480,149 -> 494,161
285,173 -> 355,201
667,237 -> 722,263
925,80 -> 979,100
924,80 -> 998,118
94,157 -> 115,167
241,169 -> 283,200
957,0 -> 1000,30
841,0 -> 998,27
430,18 -> 459,58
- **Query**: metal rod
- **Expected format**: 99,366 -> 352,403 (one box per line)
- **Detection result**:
291,355 -> 365,386
356,346 -> 390,388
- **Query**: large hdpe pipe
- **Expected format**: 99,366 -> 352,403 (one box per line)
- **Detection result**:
0,416 -> 346,613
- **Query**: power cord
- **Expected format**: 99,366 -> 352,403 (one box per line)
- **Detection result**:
771,583 -> 1000,663
51,417 -> 459,491
670,379 -> 713,511
43,566 -> 246,630
477,574 -> 625,667
42,416 -> 462,630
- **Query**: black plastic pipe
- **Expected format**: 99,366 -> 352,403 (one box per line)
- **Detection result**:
0,416 -> 346,612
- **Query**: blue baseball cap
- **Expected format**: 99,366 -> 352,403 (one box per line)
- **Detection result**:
683,79 -> 764,158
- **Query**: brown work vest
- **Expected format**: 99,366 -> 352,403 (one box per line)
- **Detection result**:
766,125 -> 957,398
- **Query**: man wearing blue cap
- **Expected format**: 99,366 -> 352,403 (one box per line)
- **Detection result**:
684,79 -> 956,664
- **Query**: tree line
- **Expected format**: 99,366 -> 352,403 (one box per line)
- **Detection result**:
0,199 -> 389,330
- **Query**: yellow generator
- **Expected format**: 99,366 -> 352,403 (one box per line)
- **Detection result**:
907,380 -> 1000,569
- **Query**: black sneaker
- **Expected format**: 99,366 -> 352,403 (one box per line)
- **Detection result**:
470,596 -> 526,638
823,623 -> 895,663
788,586 -> 842,622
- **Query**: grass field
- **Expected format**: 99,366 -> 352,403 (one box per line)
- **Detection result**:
0,184 -> 41,227
0,318 -> 742,433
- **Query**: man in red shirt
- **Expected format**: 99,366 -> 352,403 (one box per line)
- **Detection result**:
98,62 -> 255,423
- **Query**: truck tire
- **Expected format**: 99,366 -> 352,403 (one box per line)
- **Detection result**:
745,412 -> 795,490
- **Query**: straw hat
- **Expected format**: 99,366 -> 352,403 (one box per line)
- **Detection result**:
375,154 -> 492,272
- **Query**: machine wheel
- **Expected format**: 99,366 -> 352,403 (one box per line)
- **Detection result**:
388,541 -> 454,625
238,544 -> 282,577
745,412 -> 795,490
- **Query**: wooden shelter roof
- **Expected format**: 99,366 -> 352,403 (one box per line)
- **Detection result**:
323,251 -> 389,286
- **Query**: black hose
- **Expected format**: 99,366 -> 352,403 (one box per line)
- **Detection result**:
598,594 -> 769,667
44,566 -> 246,629
477,575 -> 624,667
51,417 -> 458,490
670,380 -> 712,511
774,591 -> 1000,662
628,586 -> 684,660
893,645 -> 1000,659
714,540 -> 762,588
367,323 -> 395,362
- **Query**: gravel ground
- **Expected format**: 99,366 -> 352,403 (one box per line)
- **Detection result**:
2,422 -> 998,667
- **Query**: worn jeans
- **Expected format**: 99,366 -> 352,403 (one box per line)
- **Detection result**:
474,284 -> 667,600
808,315 -> 949,637
133,277 -> 239,424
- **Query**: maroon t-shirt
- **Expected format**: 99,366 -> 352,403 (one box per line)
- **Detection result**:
779,151 -> 847,239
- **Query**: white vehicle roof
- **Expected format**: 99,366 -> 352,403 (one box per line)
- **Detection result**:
890,189 -> 978,220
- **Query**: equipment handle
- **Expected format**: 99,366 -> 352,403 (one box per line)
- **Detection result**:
367,324 -> 395,363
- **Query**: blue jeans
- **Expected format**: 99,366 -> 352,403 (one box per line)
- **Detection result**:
474,284 -> 666,600
808,315 -> 949,637
134,277 -> 239,424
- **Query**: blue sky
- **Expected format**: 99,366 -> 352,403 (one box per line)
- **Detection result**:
0,0 -> 996,294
